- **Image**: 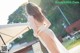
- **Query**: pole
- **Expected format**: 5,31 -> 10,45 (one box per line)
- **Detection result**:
0,35 -> 6,45
57,6 -> 70,25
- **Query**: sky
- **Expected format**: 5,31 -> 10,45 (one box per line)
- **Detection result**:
0,0 -> 28,25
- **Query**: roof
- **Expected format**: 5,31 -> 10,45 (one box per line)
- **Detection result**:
0,23 -> 30,46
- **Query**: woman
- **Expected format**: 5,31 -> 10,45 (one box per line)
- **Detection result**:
25,2 -> 69,53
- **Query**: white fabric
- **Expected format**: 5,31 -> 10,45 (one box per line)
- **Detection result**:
36,27 -> 69,53
54,33 -> 69,53
0,23 -> 29,46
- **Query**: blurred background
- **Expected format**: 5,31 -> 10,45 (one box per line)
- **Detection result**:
6,0 -> 80,52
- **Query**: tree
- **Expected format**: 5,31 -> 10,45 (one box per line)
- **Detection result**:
8,5 -> 27,23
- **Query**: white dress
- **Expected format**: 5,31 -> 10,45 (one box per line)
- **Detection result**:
27,15 -> 69,53
36,26 -> 69,53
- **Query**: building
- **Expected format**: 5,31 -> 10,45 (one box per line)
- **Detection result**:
66,19 -> 80,34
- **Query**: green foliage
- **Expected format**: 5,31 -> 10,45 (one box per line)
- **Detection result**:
8,5 -> 27,23
13,38 -> 21,44
22,29 -> 36,42
40,0 -> 80,37
13,29 -> 36,44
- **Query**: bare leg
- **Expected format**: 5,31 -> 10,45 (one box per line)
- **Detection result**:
37,29 -> 60,53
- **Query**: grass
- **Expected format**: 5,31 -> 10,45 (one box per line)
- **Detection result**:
66,39 -> 80,50
63,39 -> 80,50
